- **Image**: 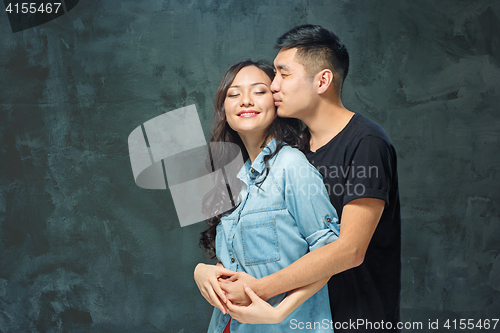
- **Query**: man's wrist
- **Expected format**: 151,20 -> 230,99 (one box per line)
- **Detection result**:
253,276 -> 272,301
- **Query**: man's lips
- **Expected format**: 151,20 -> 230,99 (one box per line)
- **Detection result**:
237,110 -> 261,117
273,94 -> 282,105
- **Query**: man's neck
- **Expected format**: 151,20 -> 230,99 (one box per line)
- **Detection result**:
303,102 -> 355,152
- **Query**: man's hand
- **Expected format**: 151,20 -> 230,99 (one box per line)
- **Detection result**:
219,271 -> 258,306
194,263 -> 236,314
225,284 -> 284,324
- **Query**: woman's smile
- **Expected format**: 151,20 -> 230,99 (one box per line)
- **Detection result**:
237,110 -> 261,117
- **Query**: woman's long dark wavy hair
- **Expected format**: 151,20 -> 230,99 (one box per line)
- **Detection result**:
199,60 -> 303,258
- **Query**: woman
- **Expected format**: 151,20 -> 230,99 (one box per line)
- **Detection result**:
195,60 -> 339,332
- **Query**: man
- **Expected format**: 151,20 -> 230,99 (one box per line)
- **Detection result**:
196,24 -> 401,332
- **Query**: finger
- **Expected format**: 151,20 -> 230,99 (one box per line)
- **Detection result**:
201,290 -> 215,307
210,280 -> 227,303
217,279 -> 232,292
199,285 -> 217,306
221,301 -> 229,314
207,287 -> 226,314
225,299 -> 244,313
218,278 -> 232,288
224,302 -> 237,321
243,284 -> 261,303
227,273 -> 239,282
216,267 -> 237,277
226,300 -> 250,324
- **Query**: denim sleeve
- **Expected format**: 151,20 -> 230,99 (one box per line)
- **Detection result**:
279,150 -> 340,251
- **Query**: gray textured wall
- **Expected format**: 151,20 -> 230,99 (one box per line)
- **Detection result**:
0,0 -> 499,332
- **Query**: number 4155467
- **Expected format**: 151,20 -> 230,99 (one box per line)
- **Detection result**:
5,3 -> 62,14
443,319 -> 499,330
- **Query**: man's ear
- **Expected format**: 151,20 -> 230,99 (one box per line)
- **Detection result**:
315,69 -> 335,94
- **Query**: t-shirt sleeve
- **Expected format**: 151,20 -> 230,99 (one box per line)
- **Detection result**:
281,154 -> 340,251
343,135 -> 395,207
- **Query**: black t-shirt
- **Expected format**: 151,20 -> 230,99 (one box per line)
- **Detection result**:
305,113 -> 401,332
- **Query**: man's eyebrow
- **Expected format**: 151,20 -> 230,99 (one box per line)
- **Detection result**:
275,64 -> 291,71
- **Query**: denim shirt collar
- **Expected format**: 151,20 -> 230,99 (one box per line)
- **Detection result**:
237,138 -> 277,183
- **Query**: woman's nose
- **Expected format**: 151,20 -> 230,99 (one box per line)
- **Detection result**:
240,93 -> 253,106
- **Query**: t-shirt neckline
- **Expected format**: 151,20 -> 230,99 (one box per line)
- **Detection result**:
307,112 -> 358,155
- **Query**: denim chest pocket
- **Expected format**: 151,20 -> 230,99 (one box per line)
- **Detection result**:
240,217 -> 280,265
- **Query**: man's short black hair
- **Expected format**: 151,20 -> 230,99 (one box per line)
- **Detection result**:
275,24 -> 349,92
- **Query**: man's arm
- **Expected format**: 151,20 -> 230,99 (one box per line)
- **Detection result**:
221,197 -> 384,303
225,277 -> 330,324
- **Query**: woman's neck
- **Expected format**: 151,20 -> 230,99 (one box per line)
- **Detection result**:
239,132 -> 273,164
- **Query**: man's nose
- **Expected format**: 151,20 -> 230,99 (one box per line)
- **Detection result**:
270,76 -> 280,93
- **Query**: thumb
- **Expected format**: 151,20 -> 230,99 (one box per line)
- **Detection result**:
227,274 -> 238,282
218,267 -> 236,277
243,284 -> 261,303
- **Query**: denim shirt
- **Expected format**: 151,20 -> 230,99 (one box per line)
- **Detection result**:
207,139 -> 340,333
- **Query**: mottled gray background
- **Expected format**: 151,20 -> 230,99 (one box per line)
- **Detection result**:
0,0 -> 499,332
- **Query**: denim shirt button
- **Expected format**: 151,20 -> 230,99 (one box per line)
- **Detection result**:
326,217 -> 331,222
231,258 -> 235,263
250,168 -> 255,173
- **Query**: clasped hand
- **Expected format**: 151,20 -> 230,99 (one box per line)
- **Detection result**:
194,264 -> 284,324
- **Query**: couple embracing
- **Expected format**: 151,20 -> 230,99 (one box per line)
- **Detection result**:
194,24 -> 401,333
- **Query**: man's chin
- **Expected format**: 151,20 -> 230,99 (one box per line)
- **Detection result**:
277,108 -> 291,118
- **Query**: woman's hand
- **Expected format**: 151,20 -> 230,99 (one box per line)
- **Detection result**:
225,284 -> 285,324
194,263 -> 236,314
